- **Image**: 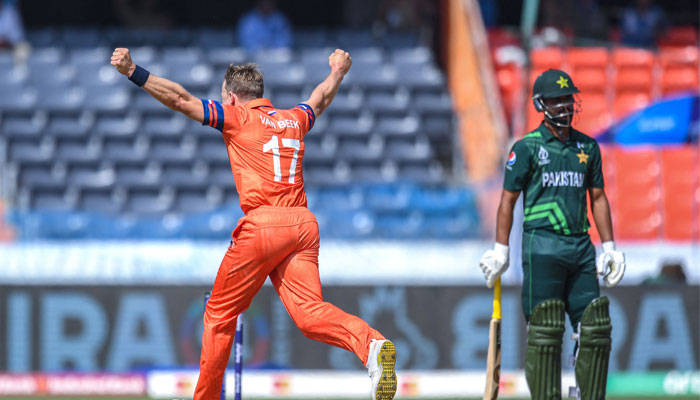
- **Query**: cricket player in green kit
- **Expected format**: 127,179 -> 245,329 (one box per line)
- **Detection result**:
479,69 -> 626,400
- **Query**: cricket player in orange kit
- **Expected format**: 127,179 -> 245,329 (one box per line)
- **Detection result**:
111,48 -> 398,400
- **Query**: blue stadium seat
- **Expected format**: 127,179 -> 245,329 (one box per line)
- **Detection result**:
0,85 -> 36,114
396,160 -> 445,185
133,92 -> 171,115
69,47 -> 111,67
294,29 -> 329,48
334,29 -> 375,48
2,115 -> 46,138
94,115 -> 140,138
394,64 -> 444,91
8,138 -> 53,163
54,138 -> 101,163
124,187 -> 171,215
180,206 -> 243,239
365,91 -> 409,115
168,62 -> 214,91
336,137 -> 383,162
205,47 -> 248,67
422,115 -> 454,140
142,115 -> 188,138
324,90 -> 362,115
389,46 -> 434,65
19,165 -> 62,188
149,137 -> 194,162
27,29 -> 58,47
208,160 -> 234,186
381,32 -> 420,48
252,48 -> 293,65
412,92 -> 453,115
30,187 -> 73,211
374,115 -> 420,138
173,188 -> 218,213
47,116 -> 92,139
162,47 -> 203,65
315,186 -> 364,211
260,63 -> 304,91
79,188 -> 122,214
61,27 -> 104,47
364,185 -> 410,212
29,63 -> 76,87
350,64 -> 398,90
129,46 -> 159,65
160,161 -> 207,188
372,210 -> 423,239
198,135 -> 229,162
349,160 -> 391,183
101,136 -> 148,163
0,66 -> 27,87
36,87 -> 85,114
195,29 -> 236,48
114,162 -> 161,187
348,47 -> 384,66
65,164 -> 114,188
83,86 -> 130,114
384,137 -> 433,162
271,92 -> 303,110
326,114 -> 374,138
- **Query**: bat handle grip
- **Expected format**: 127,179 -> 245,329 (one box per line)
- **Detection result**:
492,278 -> 502,320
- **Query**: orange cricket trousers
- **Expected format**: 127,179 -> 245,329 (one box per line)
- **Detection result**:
193,206 -> 385,400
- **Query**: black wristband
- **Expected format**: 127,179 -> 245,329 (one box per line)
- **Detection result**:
128,64 -> 150,87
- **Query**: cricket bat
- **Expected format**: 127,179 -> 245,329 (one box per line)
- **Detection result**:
483,278 -> 502,400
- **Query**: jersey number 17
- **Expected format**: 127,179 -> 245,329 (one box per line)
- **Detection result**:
263,135 -> 300,184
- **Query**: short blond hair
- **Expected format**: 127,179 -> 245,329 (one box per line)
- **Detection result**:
224,63 -> 264,101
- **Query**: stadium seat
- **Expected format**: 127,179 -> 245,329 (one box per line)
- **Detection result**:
396,160 -> 445,185
294,29 -> 329,48
613,91 -> 651,121
375,115 -> 420,138
173,187 -> 218,213
47,116 -> 92,139
421,115 -> 453,140
205,47 -> 248,67
2,115 -> 46,138
660,146 -> 698,241
0,85 -> 36,114
531,47 -> 564,74
94,115 -> 140,138
65,163 -> 114,188
412,92 -> 453,115
160,160 -> 208,188
260,63 -> 305,91
54,137 -> 101,163
567,47 -> 609,71
19,165 -> 62,188
30,187 -> 73,211
61,27 -> 104,47
571,68 -> 607,92
83,87 -> 130,114
336,137 -> 383,162
113,158 -> 158,183
124,187 -> 172,215
142,115 -> 188,138
101,136 -> 148,163
384,137 -> 432,162
36,87 -> 85,114
351,63 -> 398,90
574,91 -> 612,135
195,29 -> 236,48
79,188 -> 122,214
326,114 -> 374,138
149,137 -> 194,162
393,63 -> 444,91
198,136 -> 230,163
7,138 -> 53,163
389,46 -> 433,66
366,90 -> 410,115
349,160 -> 391,183
660,65 -> 699,95
168,62 -> 214,91
611,147 -> 661,240
334,29 -> 375,48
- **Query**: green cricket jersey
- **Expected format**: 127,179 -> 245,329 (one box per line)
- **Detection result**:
504,123 -> 604,235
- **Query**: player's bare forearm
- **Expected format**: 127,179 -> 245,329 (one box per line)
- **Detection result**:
304,49 -> 352,117
590,187 -> 614,242
141,75 -> 203,122
111,47 -> 203,123
495,189 -> 520,245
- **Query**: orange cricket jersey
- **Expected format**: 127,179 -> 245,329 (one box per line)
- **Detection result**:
200,98 -> 315,214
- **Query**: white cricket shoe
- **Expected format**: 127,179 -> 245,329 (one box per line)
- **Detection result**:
366,339 -> 397,400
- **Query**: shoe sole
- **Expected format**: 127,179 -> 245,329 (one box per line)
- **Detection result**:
375,340 -> 397,400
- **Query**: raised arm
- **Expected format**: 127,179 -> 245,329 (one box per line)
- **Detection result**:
303,49 -> 352,118
111,48 -> 203,123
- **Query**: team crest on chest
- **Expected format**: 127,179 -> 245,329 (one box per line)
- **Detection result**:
577,149 -> 589,164
538,146 -> 550,165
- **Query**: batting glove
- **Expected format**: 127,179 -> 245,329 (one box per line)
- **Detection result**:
479,243 -> 509,288
596,241 -> 626,287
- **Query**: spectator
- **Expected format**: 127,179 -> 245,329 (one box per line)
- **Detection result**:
237,0 -> 292,53
620,0 -> 668,48
0,0 -> 26,49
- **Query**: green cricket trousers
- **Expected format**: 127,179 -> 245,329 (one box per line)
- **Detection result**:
521,228 -> 600,328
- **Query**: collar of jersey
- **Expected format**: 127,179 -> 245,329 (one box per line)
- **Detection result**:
245,98 -> 274,109
537,122 -> 583,146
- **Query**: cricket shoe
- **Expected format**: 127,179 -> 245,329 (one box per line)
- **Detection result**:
366,339 -> 397,400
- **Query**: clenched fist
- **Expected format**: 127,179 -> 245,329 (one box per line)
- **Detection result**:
328,49 -> 352,75
111,48 -> 135,77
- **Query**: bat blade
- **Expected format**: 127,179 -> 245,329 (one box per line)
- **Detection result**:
482,318 -> 501,400
483,279 -> 502,400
